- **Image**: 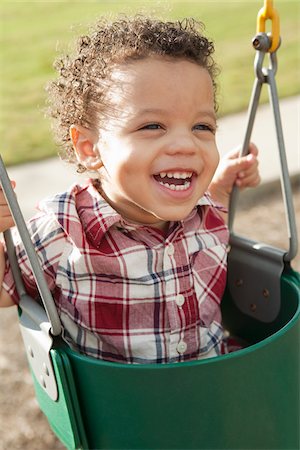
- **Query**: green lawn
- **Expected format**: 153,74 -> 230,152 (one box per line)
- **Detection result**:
1,0 -> 299,166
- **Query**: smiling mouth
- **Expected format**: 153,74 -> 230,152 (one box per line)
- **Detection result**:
153,171 -> 194,191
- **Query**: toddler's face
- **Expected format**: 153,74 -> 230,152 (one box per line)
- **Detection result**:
95,57 -> 219,229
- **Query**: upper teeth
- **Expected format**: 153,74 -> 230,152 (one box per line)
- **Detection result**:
159,172 -> 192,179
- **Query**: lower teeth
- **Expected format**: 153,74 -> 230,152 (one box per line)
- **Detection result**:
158,181 -> 190,191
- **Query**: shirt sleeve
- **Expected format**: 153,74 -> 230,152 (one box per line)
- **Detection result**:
2,211 -> 68,304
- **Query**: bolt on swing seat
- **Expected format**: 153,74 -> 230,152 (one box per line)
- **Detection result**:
1,4 -> 299,450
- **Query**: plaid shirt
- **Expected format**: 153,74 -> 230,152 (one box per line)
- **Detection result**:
3,181 -> 229,364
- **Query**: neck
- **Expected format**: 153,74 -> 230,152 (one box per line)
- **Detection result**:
92,179 -> 170,232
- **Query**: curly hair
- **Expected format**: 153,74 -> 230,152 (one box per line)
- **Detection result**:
46,16 -> 219,171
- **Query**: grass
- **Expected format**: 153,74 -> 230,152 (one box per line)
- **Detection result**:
0,0 -> 299,166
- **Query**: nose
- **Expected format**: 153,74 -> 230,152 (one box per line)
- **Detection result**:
164,128 -> 197,156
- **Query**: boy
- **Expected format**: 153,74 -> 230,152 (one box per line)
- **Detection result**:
0,17 -> 259,363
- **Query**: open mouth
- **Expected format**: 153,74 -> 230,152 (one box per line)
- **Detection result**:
153,171 -> 194,191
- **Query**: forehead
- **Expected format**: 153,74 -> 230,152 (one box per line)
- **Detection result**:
107,57 -> 215,114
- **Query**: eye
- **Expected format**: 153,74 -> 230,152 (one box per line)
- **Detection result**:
193,123 -> 216,134
139,123 -> 163,130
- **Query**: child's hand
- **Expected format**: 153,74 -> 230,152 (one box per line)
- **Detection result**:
208,143 -> 260,209
0,240 -> 15,307
0,181 -> 16,307
0,181 -> 16,232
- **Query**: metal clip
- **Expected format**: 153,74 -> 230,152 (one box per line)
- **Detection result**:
252,33 -> 279,83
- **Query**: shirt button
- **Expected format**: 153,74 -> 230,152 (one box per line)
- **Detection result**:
167,244 -> 174,256
177,341 -> 187,354
176,294 -> 185,307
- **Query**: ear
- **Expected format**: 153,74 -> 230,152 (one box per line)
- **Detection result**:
70,125 -> 103,171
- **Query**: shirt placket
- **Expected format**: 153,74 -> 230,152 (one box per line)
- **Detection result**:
163,239 -> 188,360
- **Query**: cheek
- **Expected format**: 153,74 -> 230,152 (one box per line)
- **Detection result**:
213,151 -> 220,171
100,143 -> 124,176
101,150 -> 137,188
99,135 -> 152,187
204,145 -> 220,174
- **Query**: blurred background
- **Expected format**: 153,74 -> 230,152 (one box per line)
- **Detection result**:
0,1 -> 299,449
1,0 -> 299,166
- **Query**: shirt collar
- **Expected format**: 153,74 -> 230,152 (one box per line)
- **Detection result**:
79,182 -> 226,240
183,192 -> 227,223
38,180 -> 225,247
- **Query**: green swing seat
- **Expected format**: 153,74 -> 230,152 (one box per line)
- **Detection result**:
28,263 -> 299,450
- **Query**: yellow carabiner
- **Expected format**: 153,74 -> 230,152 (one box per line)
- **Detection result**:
257,0 -> 280,52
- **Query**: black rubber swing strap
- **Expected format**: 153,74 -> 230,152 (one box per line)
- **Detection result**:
0,155 -> 62,336
228,32 -> 298,262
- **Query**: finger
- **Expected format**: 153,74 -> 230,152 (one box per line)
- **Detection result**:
0,180 -> 16,193
238,152 -> 259,174
224,142 -> 258,161
0,216 -> 15,231
0,180 -> 17,204
223,146 -> 242,161
0,202 -> 12,212
0,209 -> 11,220
236,157 -> 259,178
236,172 -> 261,188
0,241 -> 4,285
0,206 -> 13,218
248,142 -> 259,157
224,153 -> 257,178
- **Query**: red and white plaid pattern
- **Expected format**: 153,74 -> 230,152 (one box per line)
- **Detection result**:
3,181 -> 229,363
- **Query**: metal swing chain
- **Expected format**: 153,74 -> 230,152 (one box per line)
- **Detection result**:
228,0 -> 298,262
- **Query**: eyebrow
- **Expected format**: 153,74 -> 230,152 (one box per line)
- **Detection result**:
136,108 -> 217,122
135,108 -> 168,116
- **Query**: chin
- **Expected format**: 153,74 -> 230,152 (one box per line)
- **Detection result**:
158,210 -> 192,223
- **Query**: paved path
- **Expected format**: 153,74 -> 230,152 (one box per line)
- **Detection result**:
6,95 -> 300,220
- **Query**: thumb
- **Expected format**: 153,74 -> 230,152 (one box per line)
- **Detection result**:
224,142 -> 259,161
